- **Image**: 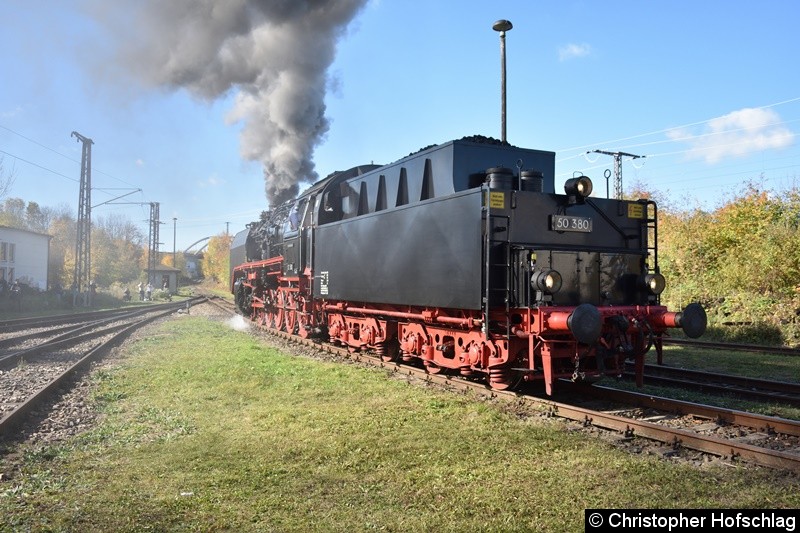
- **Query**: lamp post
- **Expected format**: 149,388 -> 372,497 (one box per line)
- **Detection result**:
172,217 -> 178,294
492,19 -> 513,143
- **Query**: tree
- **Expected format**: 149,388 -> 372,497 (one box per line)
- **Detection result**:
0,197 -> 26,227
25,201 -> 47,232
201,233 -> 233,286
0,156 -> 15,201
93,214 -> 146,285
47,212 -> 76,289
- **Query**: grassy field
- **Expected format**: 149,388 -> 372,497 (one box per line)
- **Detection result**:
2,315 -> 799,532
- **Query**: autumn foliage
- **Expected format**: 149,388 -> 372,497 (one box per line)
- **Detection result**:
201,233 -> 233,286
655,183 -> 800,345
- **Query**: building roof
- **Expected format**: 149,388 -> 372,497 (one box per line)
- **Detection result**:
145,265 -> 181,273
0,225 -> 52,240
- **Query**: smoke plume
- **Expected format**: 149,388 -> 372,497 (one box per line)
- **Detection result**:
105,0 -> 367,206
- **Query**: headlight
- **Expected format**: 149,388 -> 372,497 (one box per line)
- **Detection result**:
642,273 -> 666,295
564,175 -> 593,198
532,269 -> 563,294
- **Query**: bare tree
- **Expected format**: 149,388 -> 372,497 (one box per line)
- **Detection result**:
0,156 -> 16,201
95,213 -> 144,244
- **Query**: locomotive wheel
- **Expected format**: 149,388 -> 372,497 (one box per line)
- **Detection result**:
273,290 -> 285,331
285,306 -> 298,335
264,289 -> 278,329
278,289 -> 297,334
297,312 -> 311,338
275,289 -> 294,333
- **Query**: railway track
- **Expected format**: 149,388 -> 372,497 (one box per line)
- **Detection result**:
0,306 -> 168,334
623,363 -> 800,407
663,337 -> 800,356
205,299 -> 800,473
0,298 -> 204,439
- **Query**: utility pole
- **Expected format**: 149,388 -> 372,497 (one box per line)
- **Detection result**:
71,131 -> 93,307
589,150 -> 645,199
113,200 -> 163,288
147,202 -> 163,286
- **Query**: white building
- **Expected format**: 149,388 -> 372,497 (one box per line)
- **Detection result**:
0,226 -> 51,290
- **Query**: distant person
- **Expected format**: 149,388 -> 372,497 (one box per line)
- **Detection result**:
123,287 -> 131,302
145,283 -> 153,301
138,282 -> 144,301
53,281 -> 63,306
89,280 -> 97,306
10,280 -> 21,311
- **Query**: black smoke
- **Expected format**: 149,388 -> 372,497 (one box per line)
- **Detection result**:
99,0 -> 368,206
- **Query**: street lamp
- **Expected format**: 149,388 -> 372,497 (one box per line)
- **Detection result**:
172,218 -> 177,268
492,19 -> 513,143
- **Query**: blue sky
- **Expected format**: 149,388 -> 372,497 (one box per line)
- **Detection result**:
1,1 -> 799,252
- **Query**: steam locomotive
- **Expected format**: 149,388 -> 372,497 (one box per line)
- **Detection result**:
230,136 -> 706,394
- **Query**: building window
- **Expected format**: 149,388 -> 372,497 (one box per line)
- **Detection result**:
8,243 -> 14,262
0,267 -> 5,281
0,242 -> 6,262
8,268 -> 14,282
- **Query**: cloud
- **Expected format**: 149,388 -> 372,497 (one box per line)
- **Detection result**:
558,43 -> 591,61
1,105 -> 24,119
135,158 -> 145,167
667,107 -> 795,164
198,174 -> 224,189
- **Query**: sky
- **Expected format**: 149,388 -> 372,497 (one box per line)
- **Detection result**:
1,1 -> 799,253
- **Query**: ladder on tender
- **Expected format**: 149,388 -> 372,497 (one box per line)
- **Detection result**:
643,200 -> 660,304
484,212 -> 512,340
644,200 -> 658,273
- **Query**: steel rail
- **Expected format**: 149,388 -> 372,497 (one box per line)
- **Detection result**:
545,397 -> 800,472
618,363 -> 800,407
663,337 -> 800,356
630,373 -> 800,408
566,382 -> 800,437
0,305 -> 164,333
0,305 -> 181,349
639,363 -> 800,395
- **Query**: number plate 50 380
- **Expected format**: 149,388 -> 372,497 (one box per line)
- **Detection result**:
550,214 -> 592,233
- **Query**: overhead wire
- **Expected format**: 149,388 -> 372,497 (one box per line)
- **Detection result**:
555,95 -> 800,154
0,123 -> 140,191
555,97 -> 800,191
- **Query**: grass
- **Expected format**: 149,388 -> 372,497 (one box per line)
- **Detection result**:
648,344 -> 800,382
1,316 -> 799,532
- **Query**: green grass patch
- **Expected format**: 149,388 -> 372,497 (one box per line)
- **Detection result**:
2,317 -> 799,531
649,344 -> 800,383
